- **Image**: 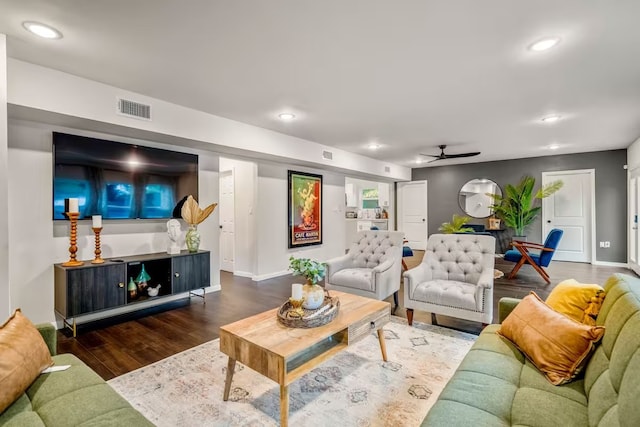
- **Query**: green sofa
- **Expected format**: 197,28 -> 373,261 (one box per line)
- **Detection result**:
423,273 -> 640,427
0,324 -> 153,426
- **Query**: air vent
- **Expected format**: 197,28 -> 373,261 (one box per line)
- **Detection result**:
384,166 -> 391,173
117,98 -> 151,120
322,150 -> 333,160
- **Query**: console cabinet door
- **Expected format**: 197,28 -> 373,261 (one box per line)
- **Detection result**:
67,264 -> 126,316
172,252 -> 210,294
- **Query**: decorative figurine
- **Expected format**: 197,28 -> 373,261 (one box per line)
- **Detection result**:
135,264 -> 151,292
127,277 -> 138,300
167,219 -> 181,254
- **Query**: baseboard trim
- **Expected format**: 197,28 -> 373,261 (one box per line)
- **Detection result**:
592,261 -> 629,268
233,271 -> 253,278
252,270 -> 290,282
205,284 -> 221,293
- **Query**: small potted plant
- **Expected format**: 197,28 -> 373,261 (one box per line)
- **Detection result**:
438,214 -> 475,234
289,256 -> 326,309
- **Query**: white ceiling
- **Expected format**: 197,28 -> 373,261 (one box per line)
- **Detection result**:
1,0 -> 640,168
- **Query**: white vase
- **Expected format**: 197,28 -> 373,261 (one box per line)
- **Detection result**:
302,281 -> 325,310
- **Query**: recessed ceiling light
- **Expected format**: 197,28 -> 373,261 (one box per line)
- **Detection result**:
415,158 -> 423,164
22,21 -> 62,39
278,113 -> 295,120
367,143 -> 381,150
529,37 -> 560,52
548,144 -> 560,150
541,114 -> 561,123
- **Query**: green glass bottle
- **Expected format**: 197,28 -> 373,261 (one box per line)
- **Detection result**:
127,277 -> 138,300
135,264 -> 151,291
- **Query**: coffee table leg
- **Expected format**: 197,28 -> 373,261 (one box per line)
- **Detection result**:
377,329 -> 388,362
223,357 -> 236,401
280,383 -> 289,426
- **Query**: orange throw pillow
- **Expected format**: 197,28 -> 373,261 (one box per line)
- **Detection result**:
0,309 -> 54,412
497,292 -> 605,385
546,279 -> 605,325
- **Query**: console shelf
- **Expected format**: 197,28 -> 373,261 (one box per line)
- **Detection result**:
54,250 -> 210,336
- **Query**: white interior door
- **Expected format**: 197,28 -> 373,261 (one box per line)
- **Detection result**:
542,169 -> 595,263
629,174 -> 640,275
398,180 -> 428,250
219,169 -> 235,272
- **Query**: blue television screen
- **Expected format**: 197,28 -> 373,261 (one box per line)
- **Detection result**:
53,132 -> 198,220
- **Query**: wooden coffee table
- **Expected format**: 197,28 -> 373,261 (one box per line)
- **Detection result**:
219,291 -> 390,427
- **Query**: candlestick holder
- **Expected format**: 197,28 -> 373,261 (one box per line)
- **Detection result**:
288,298 -> 305,318
91,227 -> 104,264
62,212 -> 84,267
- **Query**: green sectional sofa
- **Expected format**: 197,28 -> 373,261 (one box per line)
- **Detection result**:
0,324 -> 153,426
423,273 -> 640,427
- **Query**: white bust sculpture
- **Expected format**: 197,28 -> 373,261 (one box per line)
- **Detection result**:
167,219 -> 181,254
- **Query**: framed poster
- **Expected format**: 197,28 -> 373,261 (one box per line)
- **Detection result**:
288,170 -> 322,248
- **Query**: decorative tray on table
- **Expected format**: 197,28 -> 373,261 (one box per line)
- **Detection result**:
277,294 -> 340,329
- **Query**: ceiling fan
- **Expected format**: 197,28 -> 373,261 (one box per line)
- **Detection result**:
420,145 -> 481,163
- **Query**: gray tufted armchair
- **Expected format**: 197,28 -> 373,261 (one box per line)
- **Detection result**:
325,230 -> 404,309
404,233 -> 495,326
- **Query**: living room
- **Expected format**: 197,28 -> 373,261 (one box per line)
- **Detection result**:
2,2 -> 640,426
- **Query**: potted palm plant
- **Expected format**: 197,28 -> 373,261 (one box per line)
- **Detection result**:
488,176 -> 563,240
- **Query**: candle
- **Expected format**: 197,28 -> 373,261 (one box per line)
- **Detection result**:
292,283 -> 303,300
68,198 -> 79,213
92,215 -> 102,228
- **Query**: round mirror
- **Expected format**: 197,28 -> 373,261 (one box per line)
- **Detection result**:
458,179 -> 502,218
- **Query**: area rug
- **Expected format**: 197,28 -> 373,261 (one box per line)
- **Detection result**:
108,317 -> 476,426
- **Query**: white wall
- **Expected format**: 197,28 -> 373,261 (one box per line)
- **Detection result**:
8,59 -> 411,181
219,157 -> 258,277
628,137 -> 640,171
255,163 -> 346,280
0,35 -> 9,319
7,119 -> 220,324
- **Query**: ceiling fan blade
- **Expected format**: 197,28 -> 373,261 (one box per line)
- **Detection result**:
442,152 -> 481,159
427,158 -> 442,163
419,153 -> 441,158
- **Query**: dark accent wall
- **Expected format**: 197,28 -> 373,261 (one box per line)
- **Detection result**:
412,150 -> 627,263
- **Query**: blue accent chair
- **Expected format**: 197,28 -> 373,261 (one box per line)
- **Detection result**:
503,228 -> 564,283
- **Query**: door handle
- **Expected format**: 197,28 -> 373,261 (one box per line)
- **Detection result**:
174,272 -> 180,278
422,218 -> 425,222
547,220 -> 551,223
118,282 -> 124,288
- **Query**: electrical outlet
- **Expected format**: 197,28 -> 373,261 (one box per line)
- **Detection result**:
604,241 -> 611,248
599,241 -> 605,248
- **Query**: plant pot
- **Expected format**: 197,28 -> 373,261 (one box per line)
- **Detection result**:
302,281 -> 324,310
512,235 -> 527,249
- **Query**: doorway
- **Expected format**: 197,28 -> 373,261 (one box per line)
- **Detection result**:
219,169 -> 235,273
542,169 -> 595,263
629,174 -> 640,274
397,180 -> 428,250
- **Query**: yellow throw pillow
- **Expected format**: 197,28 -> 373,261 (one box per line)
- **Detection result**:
497,292 -> 605,385
546,279 -> 605,326
0,309 -> 54,413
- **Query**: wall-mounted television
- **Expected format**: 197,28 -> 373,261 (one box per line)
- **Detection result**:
53,132 -> 198,220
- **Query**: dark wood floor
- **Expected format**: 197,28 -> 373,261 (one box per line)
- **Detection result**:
57,252 -> 631,380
